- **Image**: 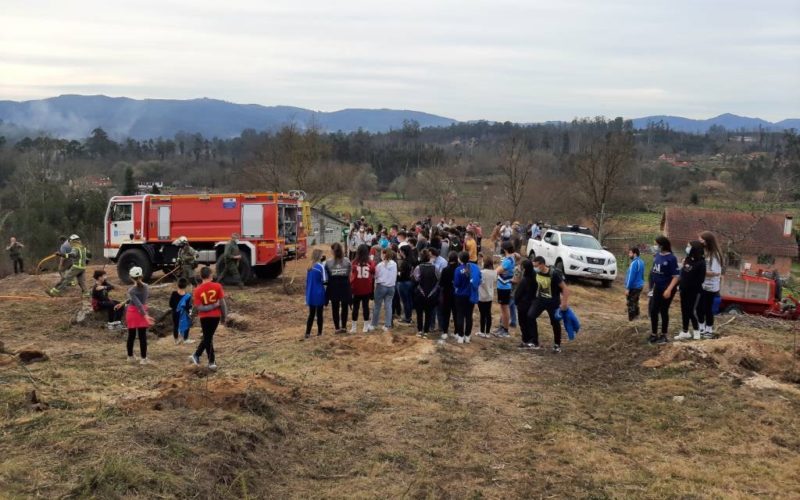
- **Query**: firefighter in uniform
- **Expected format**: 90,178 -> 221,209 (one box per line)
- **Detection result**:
175,236 -> 199,284
48,234 -> 91,297
217,233 -> 244,287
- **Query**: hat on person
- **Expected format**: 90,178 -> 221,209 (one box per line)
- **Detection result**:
69,234 -> 80,241
129,266 -> 143,279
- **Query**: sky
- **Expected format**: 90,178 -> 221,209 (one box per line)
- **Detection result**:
1,0 -> 799,122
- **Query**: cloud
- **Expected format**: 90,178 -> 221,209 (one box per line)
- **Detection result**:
0,0 -> 798,121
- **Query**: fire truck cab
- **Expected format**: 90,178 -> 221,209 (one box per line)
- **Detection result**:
104,192 -> 310,283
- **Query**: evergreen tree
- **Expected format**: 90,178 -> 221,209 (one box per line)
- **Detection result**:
123,166 -> 136,195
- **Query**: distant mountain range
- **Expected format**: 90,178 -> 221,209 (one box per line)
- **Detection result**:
0,95 -> 796,140
0,95 -> 457,140
631,113 -> 800,133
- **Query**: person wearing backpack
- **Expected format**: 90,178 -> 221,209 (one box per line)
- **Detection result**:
412,249 -> 441,338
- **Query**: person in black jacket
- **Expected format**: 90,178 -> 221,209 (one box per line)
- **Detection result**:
413,249 -> 441,338
514,259 -> 539,349
438,251 -> 459,340
675,241 -> 706,341
92,270 -> 124,329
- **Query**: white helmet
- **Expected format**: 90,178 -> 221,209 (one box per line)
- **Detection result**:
177,236 -> 188,245
129,266 -> 143,279
69,234 -> 80,241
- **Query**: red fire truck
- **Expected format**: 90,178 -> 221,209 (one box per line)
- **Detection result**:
104,192 -> 310,283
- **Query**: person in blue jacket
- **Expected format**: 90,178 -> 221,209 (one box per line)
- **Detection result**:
453,251 -> 481,344
625,246 -> 645,321
305,249 -> 328,339
648,236 -> 680,345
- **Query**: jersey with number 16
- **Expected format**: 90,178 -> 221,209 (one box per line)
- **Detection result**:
350,260 -> 376,297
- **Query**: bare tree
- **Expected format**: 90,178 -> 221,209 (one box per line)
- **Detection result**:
244,125 -> 335,206
414,164 -> 461,220
574,127 -> 635,241
498,135 -> 535,221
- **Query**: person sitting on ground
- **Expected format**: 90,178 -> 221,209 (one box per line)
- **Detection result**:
92,270 -> 124,330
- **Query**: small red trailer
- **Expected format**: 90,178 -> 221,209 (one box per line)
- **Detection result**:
719,272 -> 799,320
104,192 -> 310,283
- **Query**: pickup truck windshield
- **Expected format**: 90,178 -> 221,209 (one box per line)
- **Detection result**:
561,234 -> 603,250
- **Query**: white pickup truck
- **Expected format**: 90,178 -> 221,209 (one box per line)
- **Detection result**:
526,226 -> 617,286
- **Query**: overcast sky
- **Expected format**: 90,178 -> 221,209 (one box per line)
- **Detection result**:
2,0 -> 799,122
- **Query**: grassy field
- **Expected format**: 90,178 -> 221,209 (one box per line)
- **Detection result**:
1,257 -> 799,498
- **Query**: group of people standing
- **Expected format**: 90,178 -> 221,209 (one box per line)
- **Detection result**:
307,217 -> 573,352
624,231 -> 724,344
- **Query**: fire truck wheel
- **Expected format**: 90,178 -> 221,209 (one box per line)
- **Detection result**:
117,249 -> 153,284
254,261 -> 284,280
215,254 -> 253,284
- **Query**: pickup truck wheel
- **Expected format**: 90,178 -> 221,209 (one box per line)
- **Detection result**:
117,248 -> 153,284
528,251 -> 536,260
601,279 -> 612,288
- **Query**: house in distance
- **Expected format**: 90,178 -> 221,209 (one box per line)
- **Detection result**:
661,207 -> 797,278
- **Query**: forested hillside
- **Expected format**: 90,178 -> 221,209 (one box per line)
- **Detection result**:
1,118 -> 798,269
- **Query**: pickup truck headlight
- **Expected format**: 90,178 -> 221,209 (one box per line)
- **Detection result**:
569,253 -> 585,262
608,256 -> 616,265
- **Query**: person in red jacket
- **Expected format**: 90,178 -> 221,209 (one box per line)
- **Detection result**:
350,244 -> 376,333
190,266 -> 227,370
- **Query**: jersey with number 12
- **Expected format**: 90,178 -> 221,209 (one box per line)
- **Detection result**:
193,281 -> 225,318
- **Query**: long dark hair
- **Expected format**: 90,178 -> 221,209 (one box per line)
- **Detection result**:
355,244 -> 370,265
458,251 -> 471,279
331,242 -> 345,262
655,235 -> 672,253
521,258 -> 534,280
700,231 -> 723,268
685,240 -> 705,263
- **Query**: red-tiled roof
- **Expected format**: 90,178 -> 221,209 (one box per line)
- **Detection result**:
661,207 -> 796,257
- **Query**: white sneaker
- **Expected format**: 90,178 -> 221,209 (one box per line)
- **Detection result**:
189,354 -> 199,365
174,338 -> 182,345
692,329 -> 701,340
440,333 -> 448,340
382,326 -> 390,333
464,335 -> 471,344
107,323 -> 116,330
139,358 -> 150,365
208,363 -> 218,371
364,324 -> 375,333
183,338 -> 195,344
127,356 -> 136,363
350,323 -> 357,334
457,335 -> 464,344
674,331 -> 692,341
